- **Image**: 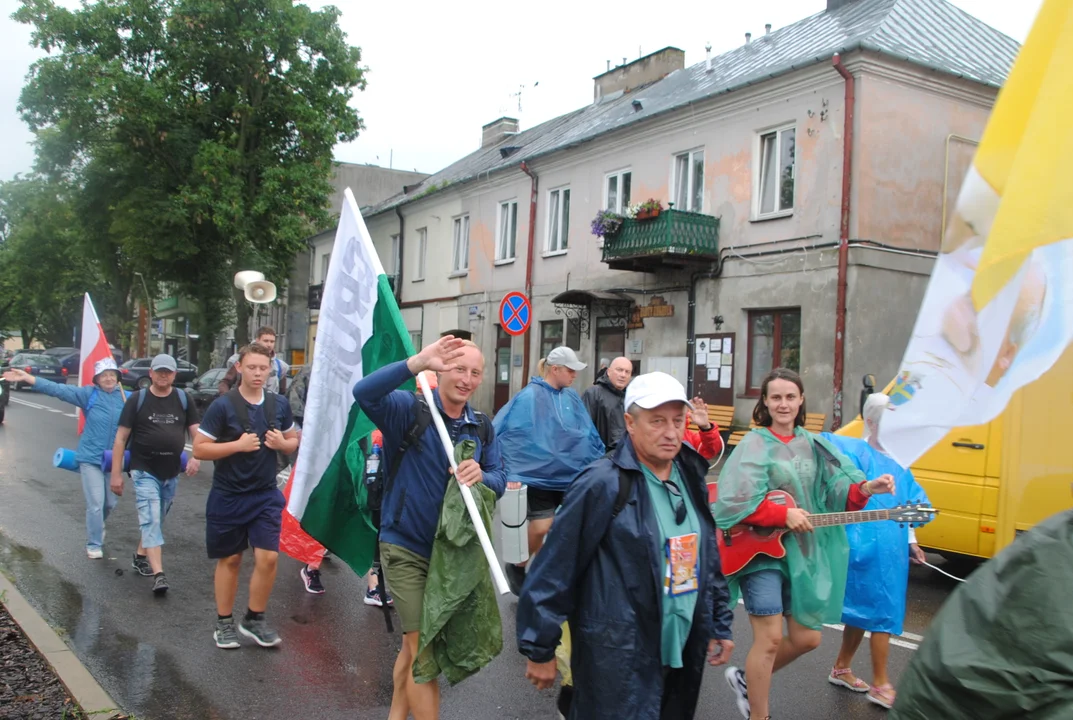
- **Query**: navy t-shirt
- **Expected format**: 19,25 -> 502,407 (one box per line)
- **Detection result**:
198,391 -> 294,495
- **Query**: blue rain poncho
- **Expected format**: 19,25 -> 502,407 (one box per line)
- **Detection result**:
821,433 -> 931,636
492,377 -> 605,491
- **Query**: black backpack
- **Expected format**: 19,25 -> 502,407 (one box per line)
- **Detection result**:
363,394 -> 492,528
224,389 -> 278,440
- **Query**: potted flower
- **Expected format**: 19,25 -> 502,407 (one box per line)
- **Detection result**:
591,209 -> 624,239
635,198 -> 663,221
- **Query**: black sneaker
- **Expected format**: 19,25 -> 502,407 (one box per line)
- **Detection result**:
725,666 -> 750,718
152,573 -> 169,595
239,616 -> 282,648
132,554 -> 153,577
214,617 -> 240,649
301,566 -> 325,594
505,563 -> 526,596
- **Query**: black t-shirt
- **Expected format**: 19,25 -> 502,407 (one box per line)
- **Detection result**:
198,391 -> 294,495
118,389 -> 199,480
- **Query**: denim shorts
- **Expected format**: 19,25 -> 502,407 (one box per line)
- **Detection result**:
739,568 -> 792,617
132,470 -> 178,549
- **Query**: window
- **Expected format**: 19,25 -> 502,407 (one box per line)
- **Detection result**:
414,228 -> 427,281
756,126 -> 796,217
389,234 -> 400,275
546,187 -> 571,253
746,309 -> 801,393
496,201 -> 518,262
605,170 -> 632,213
452,215 -> 470,273
673,149 -> 704,212
539,320 -> 581,360
409,330 -> 422,350
320,253 -> 331,283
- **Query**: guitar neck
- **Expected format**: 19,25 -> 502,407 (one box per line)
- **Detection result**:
810,509 -> 890,528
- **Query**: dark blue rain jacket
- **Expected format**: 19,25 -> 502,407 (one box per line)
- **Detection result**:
516,437 -> 734,720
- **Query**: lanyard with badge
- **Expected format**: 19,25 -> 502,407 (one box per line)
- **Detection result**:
661,478 -> 699,596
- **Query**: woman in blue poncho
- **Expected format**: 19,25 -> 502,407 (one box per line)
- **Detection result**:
821,393 -> 932,711
493,346 -> 605,586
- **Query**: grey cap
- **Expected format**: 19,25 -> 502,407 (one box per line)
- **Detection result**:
546,346 -> 587,371
151,354 -> 178,372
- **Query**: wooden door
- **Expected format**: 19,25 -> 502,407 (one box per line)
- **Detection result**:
693,333 -> 736,408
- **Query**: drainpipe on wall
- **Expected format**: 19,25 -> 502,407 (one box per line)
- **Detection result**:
520,161 -> 538,384
831,53 -> 855,431
395,206 -> 405,302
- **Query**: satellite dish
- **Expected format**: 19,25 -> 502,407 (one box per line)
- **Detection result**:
234,271 -> 266,290
244,281 -> 277,304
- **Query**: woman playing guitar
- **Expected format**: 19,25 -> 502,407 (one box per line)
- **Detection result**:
713,368 -> 894,720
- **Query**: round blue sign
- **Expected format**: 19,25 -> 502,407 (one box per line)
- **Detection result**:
499,292 -> 532,336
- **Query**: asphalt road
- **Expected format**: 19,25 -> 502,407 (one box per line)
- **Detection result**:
0,390 -> 964,720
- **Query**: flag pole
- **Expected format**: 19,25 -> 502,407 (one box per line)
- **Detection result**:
416,372 -> 511,595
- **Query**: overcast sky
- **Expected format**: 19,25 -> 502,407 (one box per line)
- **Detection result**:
0,0 -> 1043,182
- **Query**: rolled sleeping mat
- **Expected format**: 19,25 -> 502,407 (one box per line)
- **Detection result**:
100,450 -> 190,473
53,448 -> 80,472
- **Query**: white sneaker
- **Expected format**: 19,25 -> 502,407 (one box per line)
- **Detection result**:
87,548 -> 103,559
725,666 -> 750,719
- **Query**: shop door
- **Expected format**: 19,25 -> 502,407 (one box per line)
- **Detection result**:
693,333 -> 736,407
494,326 -> 512,414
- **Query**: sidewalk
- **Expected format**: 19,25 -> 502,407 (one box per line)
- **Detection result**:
0,572 -> 123,719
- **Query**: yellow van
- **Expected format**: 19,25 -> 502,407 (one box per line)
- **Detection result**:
837,345 -> 1073,560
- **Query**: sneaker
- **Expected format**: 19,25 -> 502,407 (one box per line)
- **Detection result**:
505,563 -> 526,596
239,616 -> 282,648
301,566 -> 325,595
152,573 -> 169,595
725,666 -> 750,719
86,547 -> 103,560
214,617 -> 241,649
132,554 -> 153,577
364,586 -> 394,607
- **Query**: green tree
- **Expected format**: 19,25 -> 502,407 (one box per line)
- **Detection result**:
15,0 -> 366,368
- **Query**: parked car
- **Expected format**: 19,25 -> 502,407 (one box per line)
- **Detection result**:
2,353 -> 67,389
186,368 -> 227,413
43,346 -> 77,360
119,357 -> 199,389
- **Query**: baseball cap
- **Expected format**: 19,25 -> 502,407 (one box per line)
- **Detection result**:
624,372 -> 694,412
151,354 -> 178,372
92,358 -> 119,381
545,346 -> 587,371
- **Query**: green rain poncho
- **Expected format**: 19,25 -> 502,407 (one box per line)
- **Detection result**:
713,427 -> 865,630
413,440 -> 503,684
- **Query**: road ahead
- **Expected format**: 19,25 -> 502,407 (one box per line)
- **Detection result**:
0,390 -> 964,720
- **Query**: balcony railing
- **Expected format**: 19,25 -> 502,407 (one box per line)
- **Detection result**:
601,208 -> 720,272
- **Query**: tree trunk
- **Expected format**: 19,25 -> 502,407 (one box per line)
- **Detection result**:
234,289 -> 251,348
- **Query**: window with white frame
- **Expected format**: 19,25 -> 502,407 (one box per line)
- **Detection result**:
320,253 -> 331,283
756,126 -> 796,217
496,200 -> 518,261
452,215 -> 470,273
546,187 -> 571,253
389,234 -> 400,275
605,170 -> 632,213
414,227 -> 427,280
673,149 -> 704,212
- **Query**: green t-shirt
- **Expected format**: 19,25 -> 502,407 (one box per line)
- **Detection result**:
641,462 -> 702,669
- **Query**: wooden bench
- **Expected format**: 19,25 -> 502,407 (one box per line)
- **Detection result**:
726,413 -> 828,447
688,405 -> 735,433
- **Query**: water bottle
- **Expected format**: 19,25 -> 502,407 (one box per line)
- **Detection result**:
365,445 -> 381,477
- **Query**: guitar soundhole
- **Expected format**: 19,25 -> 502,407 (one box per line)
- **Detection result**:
754,527 -> 777,538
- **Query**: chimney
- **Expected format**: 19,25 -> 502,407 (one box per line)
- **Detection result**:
705,42 -> 712,72
745,32 -> 751,44
481,117 -> 519,148
593,46 -> 685,103
827,0 -> 859,10
765,23 -> 772,35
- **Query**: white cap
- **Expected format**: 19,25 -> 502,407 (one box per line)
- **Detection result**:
92,358 -> 119,380
546,346 -> 587,371
625,372 -> 694,412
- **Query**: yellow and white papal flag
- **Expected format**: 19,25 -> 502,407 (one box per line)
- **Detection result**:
879,0 -> 1073,467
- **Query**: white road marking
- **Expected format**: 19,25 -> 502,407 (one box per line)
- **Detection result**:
11,398 -> 51,410
735,599 -> 921,650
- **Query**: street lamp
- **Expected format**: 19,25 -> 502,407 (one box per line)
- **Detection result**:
134,272 -> 153,356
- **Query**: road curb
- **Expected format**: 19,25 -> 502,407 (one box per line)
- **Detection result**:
0,572 -> 123,718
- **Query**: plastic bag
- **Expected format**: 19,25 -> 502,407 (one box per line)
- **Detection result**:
493,377 -> 605,491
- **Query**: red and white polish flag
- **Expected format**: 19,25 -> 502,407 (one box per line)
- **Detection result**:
78,293 -> 113,434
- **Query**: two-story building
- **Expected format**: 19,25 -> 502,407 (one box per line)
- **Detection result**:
356,0 -> 1017,428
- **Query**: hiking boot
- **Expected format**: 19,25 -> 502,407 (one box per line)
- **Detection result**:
725,666 -> 749,718
214,617 -> 240,649
301,566 -> 325,595
239,616 -> 282,648
132,553 -> 153,576
152,573 -> 169,595
364,586 -> 393,607
505,563 -> 526,596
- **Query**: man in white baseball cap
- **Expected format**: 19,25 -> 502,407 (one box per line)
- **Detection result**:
518,371 -> 735,718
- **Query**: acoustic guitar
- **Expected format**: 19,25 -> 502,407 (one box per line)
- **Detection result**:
709,487 -> 937,576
